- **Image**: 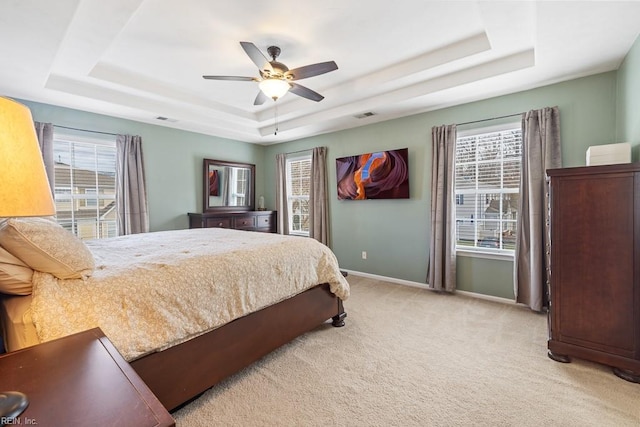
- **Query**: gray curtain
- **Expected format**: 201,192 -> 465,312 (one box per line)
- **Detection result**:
427,124 -> 457,292
34,122 -> 54,194
222,167 -> 231,206
275,153 -> 289,235
514,106 -> 562,311
116,134 -> 149,235
309,147 -> 329,245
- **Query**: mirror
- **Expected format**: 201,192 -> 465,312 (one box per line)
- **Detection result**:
203,158 -> 255,212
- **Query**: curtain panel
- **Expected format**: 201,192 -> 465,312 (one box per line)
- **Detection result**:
116,134 -> 149,235
275,153 -> 289,235
427,124 -> 457,292
514,106 -> 562,311
309,147 -> 329,246
34,122 -> 54,195
222,167 -> 231,206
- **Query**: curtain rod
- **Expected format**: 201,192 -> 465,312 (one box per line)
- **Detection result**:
456,112 -> 524,127
54,124 -> 118,137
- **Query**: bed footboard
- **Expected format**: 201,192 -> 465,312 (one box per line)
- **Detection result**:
130,283 -> 345,411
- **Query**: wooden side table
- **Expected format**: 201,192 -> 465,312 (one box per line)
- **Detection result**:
0,328 -> 174,426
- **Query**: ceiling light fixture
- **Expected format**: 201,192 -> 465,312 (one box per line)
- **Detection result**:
259,78 -> 290,101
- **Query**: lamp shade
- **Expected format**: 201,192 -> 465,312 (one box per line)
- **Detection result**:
259,78 -> 290,100
0,97 -> 55,217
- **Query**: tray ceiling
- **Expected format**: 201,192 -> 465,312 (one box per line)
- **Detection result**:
1,1 -> 639,144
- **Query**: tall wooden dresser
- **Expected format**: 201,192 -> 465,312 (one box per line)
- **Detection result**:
547,163 -> 640,382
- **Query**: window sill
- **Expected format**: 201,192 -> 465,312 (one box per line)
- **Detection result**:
456,248 -> 514,262
289,231 -> 310,238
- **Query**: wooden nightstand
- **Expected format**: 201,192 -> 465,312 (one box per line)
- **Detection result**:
0,328 -> 174,426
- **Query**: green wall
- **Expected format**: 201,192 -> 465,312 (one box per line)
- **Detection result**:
617,35 -> 640,154
19,100 -> 265,232
15,59 -> 635,300
265,72 -> 619,299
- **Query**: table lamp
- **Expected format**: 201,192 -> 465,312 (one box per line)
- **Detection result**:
0,96 -> 56,419
0,97 -> 55,217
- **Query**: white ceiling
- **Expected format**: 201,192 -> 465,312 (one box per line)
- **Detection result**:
1,1 -> 639,145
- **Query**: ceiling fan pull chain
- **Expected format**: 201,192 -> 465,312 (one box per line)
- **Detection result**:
274,101 -> 279,135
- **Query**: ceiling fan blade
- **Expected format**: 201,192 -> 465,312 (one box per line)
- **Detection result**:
286,61 -> 338,80
254,90 -> 268,105
240,41 -> 272,72
289,82 -> 324,102
202,75 -> 256,81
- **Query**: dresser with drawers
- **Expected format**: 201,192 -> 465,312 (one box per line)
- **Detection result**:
188,211 -> 277,233
547,163 -> 640,382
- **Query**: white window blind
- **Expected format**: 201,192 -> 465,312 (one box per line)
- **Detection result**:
53,135 -> 117,239
455,125 -> 522,252
286,155 -> 311,236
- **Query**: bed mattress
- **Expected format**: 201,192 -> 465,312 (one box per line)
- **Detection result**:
21,227 -> 349,361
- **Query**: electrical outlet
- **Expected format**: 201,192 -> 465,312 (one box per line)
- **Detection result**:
362,251 -> 367,260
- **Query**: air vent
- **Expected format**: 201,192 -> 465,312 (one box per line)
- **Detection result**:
354,112 -> 376,119
155,116 -> 178,122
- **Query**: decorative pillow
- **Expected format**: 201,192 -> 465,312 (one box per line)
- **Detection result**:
0,246 -> 34,295
0,217 -> 95,280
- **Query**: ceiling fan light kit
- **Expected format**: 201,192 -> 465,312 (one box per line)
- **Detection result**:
259,78 -> 290,100
203,41 -> 338,105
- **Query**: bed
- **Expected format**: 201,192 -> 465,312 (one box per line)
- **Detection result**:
0,217 -> 349,411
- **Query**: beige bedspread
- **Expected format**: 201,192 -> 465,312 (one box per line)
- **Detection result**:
30,228 -> 350,361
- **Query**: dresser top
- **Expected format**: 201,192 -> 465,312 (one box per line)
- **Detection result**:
547,162 -> 640,177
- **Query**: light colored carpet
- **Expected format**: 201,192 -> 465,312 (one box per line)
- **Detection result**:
173,275 -> 640,426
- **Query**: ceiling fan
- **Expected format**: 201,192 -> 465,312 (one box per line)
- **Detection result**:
203,41 -> 338,105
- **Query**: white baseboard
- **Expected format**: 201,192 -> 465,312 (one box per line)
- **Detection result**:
343,269 -> 516,305
343,269 -> 430,290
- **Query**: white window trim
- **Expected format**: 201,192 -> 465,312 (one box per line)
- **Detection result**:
456,248 -> 515,261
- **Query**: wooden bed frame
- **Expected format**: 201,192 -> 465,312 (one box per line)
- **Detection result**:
130,283 -> 346,412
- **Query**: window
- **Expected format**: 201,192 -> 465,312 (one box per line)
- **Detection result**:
286,154 -> 312,236
53,134 -> 117,240
454,124 -> 522,253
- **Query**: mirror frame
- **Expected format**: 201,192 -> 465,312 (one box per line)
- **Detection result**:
203,158 -> 255,212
